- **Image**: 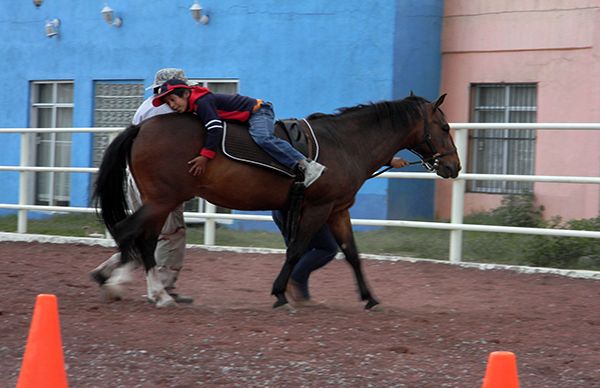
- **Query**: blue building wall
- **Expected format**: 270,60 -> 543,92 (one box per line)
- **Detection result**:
388,0 -> 444,221
0,0 -> 443,226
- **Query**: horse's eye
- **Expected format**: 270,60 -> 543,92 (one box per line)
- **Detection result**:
442,124 -> 450,132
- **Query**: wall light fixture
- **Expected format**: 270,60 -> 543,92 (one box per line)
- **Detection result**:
190,1 -> 209,25
101,5 -> 123,28
45,18 -> 60,38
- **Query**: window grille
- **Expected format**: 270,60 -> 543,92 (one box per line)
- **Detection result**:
92,81 -> 144,168
30,81 -> 74,206
469,84 -> 537,193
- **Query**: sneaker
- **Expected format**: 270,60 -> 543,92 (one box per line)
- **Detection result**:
298,159 -> 326,187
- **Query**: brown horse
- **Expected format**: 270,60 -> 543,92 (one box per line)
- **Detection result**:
94,94 -> 460,309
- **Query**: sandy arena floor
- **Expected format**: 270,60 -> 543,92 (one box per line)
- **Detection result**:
1,241 -> 600,387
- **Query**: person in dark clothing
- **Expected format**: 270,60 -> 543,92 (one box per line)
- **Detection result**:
272,209 -> 339,302
153,79 -> 326,187
274,156 -> 410,302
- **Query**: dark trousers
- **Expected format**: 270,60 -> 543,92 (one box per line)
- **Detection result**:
272,210 -> 338,299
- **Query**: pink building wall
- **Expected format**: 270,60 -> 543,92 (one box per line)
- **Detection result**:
436,0 -> 600,221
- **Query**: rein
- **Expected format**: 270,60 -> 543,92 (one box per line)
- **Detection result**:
368,160 -> 420,179
368,102 -> 456,179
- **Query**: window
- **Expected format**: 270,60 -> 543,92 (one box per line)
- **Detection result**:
469,84 -> 537,193
30,81 -> 74,206
189,79 -> 238,94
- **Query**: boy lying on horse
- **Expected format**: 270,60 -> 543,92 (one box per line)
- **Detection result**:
152,79 -> 326,187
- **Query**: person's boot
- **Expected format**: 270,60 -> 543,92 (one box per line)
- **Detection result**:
286,279 -> 318,307
298,159 -> 326,187
158,267 -> 194,304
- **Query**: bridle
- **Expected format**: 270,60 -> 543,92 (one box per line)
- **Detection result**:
408,119 -> 456,172
369,104 -> 456,179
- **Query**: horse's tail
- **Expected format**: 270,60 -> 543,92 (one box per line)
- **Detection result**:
93,124 -> 140,239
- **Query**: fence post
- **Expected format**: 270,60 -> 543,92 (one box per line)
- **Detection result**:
18,132 -> 30,233
203,202 -> 216,245
449,128 -> 468,263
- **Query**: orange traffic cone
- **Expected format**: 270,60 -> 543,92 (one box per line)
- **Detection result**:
17,294 -> 68,388
482,351 -> 519,388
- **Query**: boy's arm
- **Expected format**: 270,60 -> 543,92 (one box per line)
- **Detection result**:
194,94 -> 223,159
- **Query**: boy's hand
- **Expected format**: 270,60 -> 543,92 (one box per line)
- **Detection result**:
188,156 -> 209,176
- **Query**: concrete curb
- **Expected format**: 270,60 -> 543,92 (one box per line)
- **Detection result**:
1,232 -> 598,281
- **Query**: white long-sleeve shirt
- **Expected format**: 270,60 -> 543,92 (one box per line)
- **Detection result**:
132,96 -> 174,125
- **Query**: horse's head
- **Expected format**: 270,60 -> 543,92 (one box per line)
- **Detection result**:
409,94 -> 461,178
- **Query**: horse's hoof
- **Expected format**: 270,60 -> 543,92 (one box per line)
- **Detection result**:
89,269 -> 108,286
273,299 -> 287,309
367,304 -> 384,312
273,302 -> 295,312
273,293 -> 288,309
272,293 -> 294,311
364,299 -> 381,310
101,284 -> 124,302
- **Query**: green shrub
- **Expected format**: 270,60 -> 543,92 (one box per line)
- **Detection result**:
465,193 -> 544,228
525,216 -> 600,269
490,193 -> 545,227
465,194 -> 600,270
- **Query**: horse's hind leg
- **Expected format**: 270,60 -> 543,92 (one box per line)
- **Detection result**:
138,235 -> 176,308
100,254 -> 136,301
135,204 -> 177,308
328,209 -> 379,310
110,204 -> 176,307
93,246 -> 152,302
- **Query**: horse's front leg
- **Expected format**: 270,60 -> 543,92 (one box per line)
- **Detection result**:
271,204 -> 332,309
271,244 -> 305,309
328,209 -> 379,310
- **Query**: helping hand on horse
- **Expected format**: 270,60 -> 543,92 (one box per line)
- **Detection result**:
390,157 -> 409,168
188,155 -> 209,176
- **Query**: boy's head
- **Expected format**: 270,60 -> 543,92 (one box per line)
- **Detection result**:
152,79 -> 191,112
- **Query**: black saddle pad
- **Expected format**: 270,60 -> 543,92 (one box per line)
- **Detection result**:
222,119 -> 317,177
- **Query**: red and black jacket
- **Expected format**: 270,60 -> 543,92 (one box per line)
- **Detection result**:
186,87 -> 258,159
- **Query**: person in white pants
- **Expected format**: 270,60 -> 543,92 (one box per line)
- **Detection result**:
90,68 -> 193,304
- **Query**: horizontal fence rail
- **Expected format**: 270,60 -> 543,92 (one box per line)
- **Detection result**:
0,124 -> 599,264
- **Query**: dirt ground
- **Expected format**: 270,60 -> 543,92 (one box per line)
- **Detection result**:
1,241 -> 600,387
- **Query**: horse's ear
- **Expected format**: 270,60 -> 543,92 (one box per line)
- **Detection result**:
433,93 -> 447,110
409,90 -> 416,97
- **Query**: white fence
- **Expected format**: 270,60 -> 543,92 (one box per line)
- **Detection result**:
0,124 -> 599,264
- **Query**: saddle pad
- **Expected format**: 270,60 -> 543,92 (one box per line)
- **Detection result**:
221,120 -> 317,177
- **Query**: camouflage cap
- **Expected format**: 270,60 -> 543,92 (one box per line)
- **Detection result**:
146,68 -> 188,91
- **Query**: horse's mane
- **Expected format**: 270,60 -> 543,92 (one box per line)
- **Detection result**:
306,96 -> 429,129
